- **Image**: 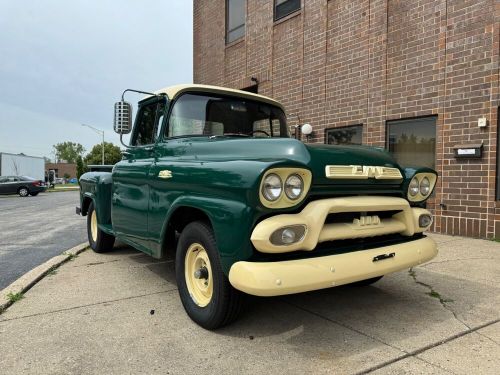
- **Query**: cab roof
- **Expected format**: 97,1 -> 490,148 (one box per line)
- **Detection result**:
151,84 -> 285,111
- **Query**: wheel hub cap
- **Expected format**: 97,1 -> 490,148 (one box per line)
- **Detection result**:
185,243 -> 213,307
90,210 -> 98,242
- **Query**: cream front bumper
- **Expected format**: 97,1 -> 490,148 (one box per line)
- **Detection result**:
229,236 -> 437,296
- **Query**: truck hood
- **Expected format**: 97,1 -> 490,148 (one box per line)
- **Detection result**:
169,137 -> 401,186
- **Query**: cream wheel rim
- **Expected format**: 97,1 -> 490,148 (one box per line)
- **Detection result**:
185,243 -> 213,307
90,210 -> 98,242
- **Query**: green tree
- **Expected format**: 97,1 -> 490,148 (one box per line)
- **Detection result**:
84,142 -> 122,165
53,142 -> 85,163
76,156 -> 87,179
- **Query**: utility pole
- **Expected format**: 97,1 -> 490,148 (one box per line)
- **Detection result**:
81,124 -> 105,165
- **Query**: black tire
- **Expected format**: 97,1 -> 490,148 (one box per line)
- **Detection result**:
18,187 -> 29,197
30,192 -> 39,196
175,221 -> 243,330
87,202 -> 115,253
349,276 -> 383,287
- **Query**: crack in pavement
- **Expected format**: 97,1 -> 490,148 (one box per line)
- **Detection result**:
408,268 -> 470,330
0,288 -> 178,322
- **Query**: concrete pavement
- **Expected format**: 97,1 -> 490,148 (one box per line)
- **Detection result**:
0,233 -> 499,374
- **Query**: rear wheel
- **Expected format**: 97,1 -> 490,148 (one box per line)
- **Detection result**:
18,187 -> 29,197
176,221 -> 243,329
349,276 -> 383,287
87,202 -> 115,253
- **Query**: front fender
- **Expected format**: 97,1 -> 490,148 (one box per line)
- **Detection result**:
162,195 -> 254,274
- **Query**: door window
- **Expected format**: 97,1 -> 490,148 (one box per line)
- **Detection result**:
131,100 -> 166,146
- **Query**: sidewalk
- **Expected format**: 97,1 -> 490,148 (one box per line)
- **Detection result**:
0,234 -> 499,374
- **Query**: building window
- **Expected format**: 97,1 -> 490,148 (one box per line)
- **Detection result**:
386,116 -> 436,169
274,0 -> 301,21
226,0 -> 245,43
325,125 -> 363,145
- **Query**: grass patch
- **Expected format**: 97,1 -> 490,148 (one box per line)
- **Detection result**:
7,292 -> 24,303
63,252 -> 78,261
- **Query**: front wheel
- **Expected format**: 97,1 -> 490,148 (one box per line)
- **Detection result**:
176,221 -> 243,329
87,202 -> 115,253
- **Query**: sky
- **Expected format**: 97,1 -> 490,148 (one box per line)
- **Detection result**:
0,0 -> 193,160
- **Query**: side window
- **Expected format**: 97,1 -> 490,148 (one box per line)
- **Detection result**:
132,100 -> 166,146
226,0 -> 245,43
274,0 -> 301,21
325,125 -> 363,146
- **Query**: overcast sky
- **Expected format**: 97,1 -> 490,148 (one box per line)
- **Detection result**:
0,0 -> 193,159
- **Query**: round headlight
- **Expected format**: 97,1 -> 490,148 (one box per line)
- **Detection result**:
409,177 -> 419,197
262,173 -> 282,201
420,177 -> 431,196
284,174 -> 303,200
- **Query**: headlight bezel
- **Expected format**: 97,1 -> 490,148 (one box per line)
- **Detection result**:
406,172 -> 437,202
259,168 -> 312,208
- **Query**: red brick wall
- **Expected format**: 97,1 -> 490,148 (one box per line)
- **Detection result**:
193,0 -> 500,239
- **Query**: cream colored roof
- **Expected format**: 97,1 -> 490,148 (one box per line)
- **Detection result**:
151,84 -> 285,110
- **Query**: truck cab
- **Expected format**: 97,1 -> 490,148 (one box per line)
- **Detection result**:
78,84 -> 438,329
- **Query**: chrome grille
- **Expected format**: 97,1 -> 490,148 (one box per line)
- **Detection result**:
325,165 -> 403,180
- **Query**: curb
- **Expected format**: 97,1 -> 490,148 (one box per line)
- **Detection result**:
0,242 -> 89,313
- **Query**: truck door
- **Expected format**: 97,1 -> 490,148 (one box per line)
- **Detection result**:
111,97 -> 166,252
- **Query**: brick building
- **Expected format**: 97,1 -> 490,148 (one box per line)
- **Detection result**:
45,162 -> 77,180
193,0 -> 500,238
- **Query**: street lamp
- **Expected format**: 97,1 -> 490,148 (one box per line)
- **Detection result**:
81,124 -> 105,165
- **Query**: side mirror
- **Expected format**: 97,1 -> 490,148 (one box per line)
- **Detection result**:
114,101 -> 133,134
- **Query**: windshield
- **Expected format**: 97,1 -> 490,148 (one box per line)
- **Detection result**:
166,93 -> 289,138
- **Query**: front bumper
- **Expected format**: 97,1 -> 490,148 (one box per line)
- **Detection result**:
229,236 -> 437,296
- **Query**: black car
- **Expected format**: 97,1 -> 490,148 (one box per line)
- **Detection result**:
0,176 -> 47,197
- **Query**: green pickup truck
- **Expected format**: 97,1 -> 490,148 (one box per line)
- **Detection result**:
77,84 -> 438,329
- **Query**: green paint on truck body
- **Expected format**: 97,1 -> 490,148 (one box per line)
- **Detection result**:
79,87 -> 437,275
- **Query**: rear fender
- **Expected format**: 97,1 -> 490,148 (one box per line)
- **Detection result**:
79,172 -> 113,226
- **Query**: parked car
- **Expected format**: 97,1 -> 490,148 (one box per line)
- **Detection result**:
77,84 -> 438,329
0,175 -> 47,196
69,178 -> 78,184
54,177 -> 64,184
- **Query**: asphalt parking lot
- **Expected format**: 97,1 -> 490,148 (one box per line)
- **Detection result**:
0,233 -> 499,374
0,191 -> 86,289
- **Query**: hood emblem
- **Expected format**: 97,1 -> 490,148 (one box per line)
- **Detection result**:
158,170 -> 172,179
325,165 -> 402,180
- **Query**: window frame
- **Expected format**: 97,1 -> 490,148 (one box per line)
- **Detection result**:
324,124 -> 364,146
385,115 -> 437,169
226,0 -> 246,44
274,0 -> 301,21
